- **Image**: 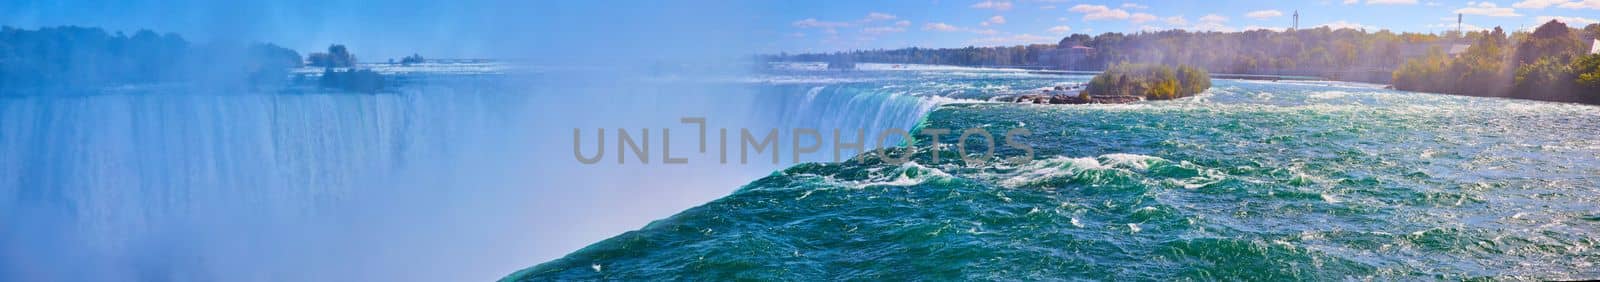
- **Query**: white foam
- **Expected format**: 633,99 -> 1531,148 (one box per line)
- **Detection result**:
819,161 -> 956,189
993,154 -> 1176,187
1099,153 -> 1164,171
996,156 -> 1105,188
1307,91 -> 1352,100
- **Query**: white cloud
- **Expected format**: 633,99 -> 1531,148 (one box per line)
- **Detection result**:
863,12 -> 897,22
1189,14 -> 1233,31
1319,20 -> 1371,30
1041,5 -> 1057,9
1514,0 -> 1567,8
970,33 -> 1054,45
787,32 -> 806,38
1121,3 -> 1150,9
1246,10 -> 1285,19
1456,2 -> 1523,17
971,0 -> 1015,11
1536,15 -> 1599,24
1048,25 -> 1073,34
1367,0 -> 1419,4
923,22 -> 962,31
981,15 -> 1008,26
1069,4 -> 1132,21
1515,0 -> 1600,9
1343,0 -> 1359,4
1165,16 -> 1189,25
1426,1 -> 1444,6
792,18 -> 851,28
1130,13 -> 1158,23
895,20 -> 912,27
862,26 -> 906,35
1558,0 -> 1600,9
921,22 -> 1001,35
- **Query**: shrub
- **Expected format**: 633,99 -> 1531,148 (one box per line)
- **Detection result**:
1084,63 -> 1210,100
307,44 -> 356,67
400,53 -> 425,65
1574,54 -> 1600,93
319,68 -> 384,93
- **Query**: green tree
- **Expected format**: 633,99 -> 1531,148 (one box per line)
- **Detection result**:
1514,57 -> 1577,101
1392,47 -> 1451,93
1514,20 -> 1583,67
307,44 -> 357,67
1571,54 -> 1600,101
1084,63 -> 1209,100
1448,27 -> 1510,94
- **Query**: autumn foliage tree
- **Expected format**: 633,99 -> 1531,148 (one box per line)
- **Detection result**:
1084,63 -> 1210,100
1393,20 -> 1599,103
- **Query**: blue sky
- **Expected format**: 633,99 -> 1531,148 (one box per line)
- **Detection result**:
762,0 -> 1600,52
1,0 -> 1596,58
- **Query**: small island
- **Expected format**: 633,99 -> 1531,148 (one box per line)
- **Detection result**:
0,26 -> 406,94
1016,63 -> 1211,104
303,44 -> 387,93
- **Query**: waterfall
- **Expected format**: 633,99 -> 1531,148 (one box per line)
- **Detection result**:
0,81 -> 548,281
0,74 -> 955,281
752,83 -> 954,163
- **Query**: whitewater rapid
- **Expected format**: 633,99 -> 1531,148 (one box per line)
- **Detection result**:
512,66 -> 1600,280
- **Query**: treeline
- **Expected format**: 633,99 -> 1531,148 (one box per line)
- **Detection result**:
0,26 -> 302,89
1393,21 -> 1600,103
0,26 -> 412,93
1083,63 -> 1210,100
772,25 -> 1600,83
300,44 -> 386,93
780,44 -> 1059,67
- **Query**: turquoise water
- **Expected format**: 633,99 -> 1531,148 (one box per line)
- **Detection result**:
508,65 -> 1600,280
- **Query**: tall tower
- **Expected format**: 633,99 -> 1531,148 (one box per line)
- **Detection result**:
1457,13 -> 1463,35
1292,10 -> 1300,31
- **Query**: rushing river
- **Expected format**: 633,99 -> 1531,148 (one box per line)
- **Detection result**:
3,63 -> 1597,280
509,64 -> 1600,280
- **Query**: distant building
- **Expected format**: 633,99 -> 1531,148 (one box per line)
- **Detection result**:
1591,39 -> 1599,55
1448,44 -> 1471,58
